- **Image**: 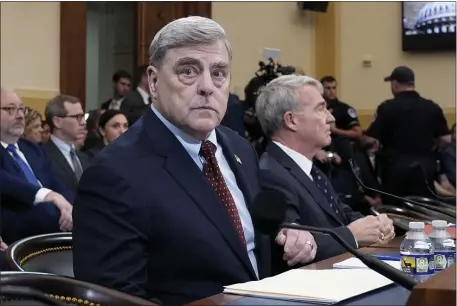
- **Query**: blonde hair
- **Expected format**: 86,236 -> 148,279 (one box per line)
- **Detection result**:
25,107 -> 43,132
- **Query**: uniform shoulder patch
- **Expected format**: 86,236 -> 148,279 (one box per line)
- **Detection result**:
347,108 -> 357,119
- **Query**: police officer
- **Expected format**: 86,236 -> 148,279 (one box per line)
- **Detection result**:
365,66 -> 451,199
320,76 -> 363,141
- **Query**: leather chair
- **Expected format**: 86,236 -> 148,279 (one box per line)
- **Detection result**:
1,285 -> 64,305
370,205 -> 433,232
6,233 -> 74,277
1,271 -> 159,306
403,196 -> 456,220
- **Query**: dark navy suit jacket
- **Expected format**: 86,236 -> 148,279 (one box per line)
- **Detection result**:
259,142 -> 363,274
73,109 -> 271,305
0,139 -> 73,244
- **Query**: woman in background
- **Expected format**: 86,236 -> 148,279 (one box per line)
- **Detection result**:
22,108 -> 44,144
41,121 -> 51,143
85,109 -> 129,159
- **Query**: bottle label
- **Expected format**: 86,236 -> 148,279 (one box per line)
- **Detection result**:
434,251 -> 456,271
401,254 -> 435,275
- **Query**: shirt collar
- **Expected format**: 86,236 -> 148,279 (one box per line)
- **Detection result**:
137,87 -> 150,103
273,141 -> 313,178
1,141 -> 17,150
150,104 -> 218,157
50,135 -> 75,155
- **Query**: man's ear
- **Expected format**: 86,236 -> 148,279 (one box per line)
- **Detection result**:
283,111 -> 298,132
147,65 -> 159,97
52,116 -> 61,130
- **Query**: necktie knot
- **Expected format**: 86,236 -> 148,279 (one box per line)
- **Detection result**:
200,140 -> 215,159
6,144 -> 17,153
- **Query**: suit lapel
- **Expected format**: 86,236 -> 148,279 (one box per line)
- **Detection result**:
217,129 -> 254,206
44,141 -> 77,182
0,145 -> 26,179
266,142 -> 344,225
17,141 -> 47,185
143,110 -> 257,279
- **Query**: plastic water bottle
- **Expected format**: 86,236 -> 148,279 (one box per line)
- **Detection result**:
429,220 -> 456,272
400,222 -> 435,282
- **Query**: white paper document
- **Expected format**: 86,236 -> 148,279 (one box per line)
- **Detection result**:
224,269 -> 393,305
333,257 -> 401,270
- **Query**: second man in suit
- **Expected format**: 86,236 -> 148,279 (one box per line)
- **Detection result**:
255,75 -> 395,273
43,95 -> 90,194
1,88 -> 73,243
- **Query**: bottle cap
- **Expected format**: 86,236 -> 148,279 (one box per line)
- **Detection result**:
432,220 -> 448,228
409,221 -> 425,229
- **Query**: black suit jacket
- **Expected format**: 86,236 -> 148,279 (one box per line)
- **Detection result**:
101,90 -> 149,125
73,109 -> 271,304
43,139 -> 90,194
259,142 -> 363,274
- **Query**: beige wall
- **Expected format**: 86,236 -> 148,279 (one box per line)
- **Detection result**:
339,2 -> 456,112
212,2 -> 315,98
1,2 -> 60,92
1,2 -> 60,113
1,2 -> 454,120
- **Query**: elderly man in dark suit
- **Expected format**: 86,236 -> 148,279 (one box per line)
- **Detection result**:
73,17 -> 316,305
0,88 -> 73,244
255,75 -> 395,274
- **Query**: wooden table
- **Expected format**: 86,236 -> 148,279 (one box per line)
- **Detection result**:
188,236 -> 456,306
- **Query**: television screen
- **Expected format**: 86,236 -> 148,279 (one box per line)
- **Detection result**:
402,2 -> 456,51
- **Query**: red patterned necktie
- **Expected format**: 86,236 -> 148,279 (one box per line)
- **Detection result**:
200,140 -> 247,247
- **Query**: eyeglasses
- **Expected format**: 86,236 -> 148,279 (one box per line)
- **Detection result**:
0,106 -> 29,116
58,114 -> 86,122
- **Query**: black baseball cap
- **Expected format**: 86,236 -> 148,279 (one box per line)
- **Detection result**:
384,66 -> 415,84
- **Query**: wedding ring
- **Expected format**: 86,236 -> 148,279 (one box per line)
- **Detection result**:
305,241 -> 314,249
380,233 -> 385,240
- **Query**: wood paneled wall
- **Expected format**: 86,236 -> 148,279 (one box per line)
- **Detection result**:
136,2 -> 211,65
60,2 -> 87,109
59,2 -> 212,107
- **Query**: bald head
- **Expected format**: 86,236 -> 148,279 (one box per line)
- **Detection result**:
0,87 -> 26,144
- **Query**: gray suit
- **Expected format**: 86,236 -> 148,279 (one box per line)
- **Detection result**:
43,140 -> 90,194
259,141 -> 363,274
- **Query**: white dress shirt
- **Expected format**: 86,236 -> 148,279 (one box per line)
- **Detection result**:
137,87 -> 151,105
108,97 -> 125,110
150,104 -> 259,278
273,141 -> 314,180
1,141 -> 52,204
50,135 -> 82,172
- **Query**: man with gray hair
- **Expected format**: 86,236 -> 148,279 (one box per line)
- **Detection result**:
256,75 -> 396,274
73,17 -> 315,304
0,88 -> 73,244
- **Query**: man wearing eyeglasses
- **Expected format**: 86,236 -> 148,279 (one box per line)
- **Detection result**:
0,88 -> 73,244
43,95 -> 90,194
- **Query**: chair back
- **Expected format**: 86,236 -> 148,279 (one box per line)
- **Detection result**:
403,196 -> 455,220
6,233 -> 73,277
1,271 -> 159,306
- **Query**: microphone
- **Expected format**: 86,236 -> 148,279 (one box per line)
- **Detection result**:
251,190 -> 418,291
336,140 -> 442,210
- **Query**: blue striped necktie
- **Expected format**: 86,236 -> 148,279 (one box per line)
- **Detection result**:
6,144 -> 40,186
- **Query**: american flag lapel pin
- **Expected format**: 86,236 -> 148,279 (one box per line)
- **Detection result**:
234,154 -> 242,164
